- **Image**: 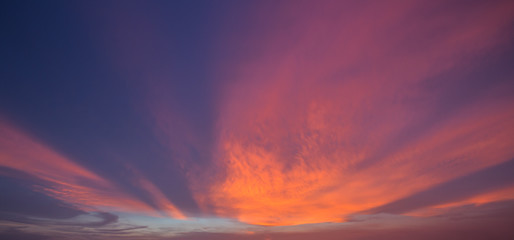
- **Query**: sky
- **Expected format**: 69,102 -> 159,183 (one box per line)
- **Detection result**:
1,0 -> 514,239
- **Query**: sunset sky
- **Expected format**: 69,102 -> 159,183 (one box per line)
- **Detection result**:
1,0 -> 514,239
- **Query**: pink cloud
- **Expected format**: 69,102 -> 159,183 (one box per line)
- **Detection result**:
0,118 -> 184,218
192,0 -> 514,225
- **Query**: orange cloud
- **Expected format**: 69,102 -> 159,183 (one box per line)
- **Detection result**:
193,0 -> 514,226
406,186 -> 514,217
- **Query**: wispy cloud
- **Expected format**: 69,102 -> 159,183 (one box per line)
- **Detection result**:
0,119 -> 183,217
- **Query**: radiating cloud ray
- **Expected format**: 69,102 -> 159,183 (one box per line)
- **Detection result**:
365,158 -> 514,214
0,119 -> 184,219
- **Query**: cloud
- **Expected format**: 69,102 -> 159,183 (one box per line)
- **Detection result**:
365,159 -> 514,214
193,0 -> 514,225
0,170 -> 85,220
1,0 -> 514,239
0,119 -> 184,218
61,212 -> 119,228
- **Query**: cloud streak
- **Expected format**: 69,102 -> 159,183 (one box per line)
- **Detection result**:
0,119 -> 184,218
365,158 -> 514,214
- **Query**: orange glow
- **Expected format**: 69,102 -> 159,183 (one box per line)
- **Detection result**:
193,0 -> 514,226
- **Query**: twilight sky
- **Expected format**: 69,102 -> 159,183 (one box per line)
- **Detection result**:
1,0 -> 514,239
